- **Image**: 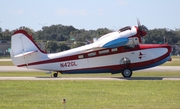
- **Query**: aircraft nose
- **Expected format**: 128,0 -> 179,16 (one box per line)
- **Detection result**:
162,44 -> 172,59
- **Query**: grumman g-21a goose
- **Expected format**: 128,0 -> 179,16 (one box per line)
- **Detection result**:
10,20 -> 172,78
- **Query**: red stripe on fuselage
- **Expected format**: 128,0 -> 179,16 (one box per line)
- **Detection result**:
61,49 -> 171,74
17,44 -> 171,68
60,51 -> 170,74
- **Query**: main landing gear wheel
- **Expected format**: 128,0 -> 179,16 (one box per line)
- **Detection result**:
122,69 -> 132,78
53,73 -> 58,77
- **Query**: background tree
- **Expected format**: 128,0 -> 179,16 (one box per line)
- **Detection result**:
59,43 -> 70,51
71,42 -> 85,48
45,41 -> 58,53
0,24 -> 180,54
0,27 -> 2,40
145,28 -> 179,44
1,29 -> 12,40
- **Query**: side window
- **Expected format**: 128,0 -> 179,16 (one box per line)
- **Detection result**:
99,50 -> 110,55
78,55 -> 85,59
88,52 -> 96,57
119,26 -> 131,32
111,48 -> 118,52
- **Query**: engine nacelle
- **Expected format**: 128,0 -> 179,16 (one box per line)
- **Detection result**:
125,37 -> 140,45
101,37 -> 129,48
95,26 -> 145,48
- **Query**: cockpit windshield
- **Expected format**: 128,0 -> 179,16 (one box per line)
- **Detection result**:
119,26 -> 131,32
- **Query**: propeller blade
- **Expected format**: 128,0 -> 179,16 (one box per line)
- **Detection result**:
136,18 -> 148,43
137,18 -> 141,28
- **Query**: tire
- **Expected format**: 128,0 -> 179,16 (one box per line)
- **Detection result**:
122,69 -> 132,78
53,73 -> 58,77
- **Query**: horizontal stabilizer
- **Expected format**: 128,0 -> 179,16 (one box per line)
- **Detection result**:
14,50 -> 38,58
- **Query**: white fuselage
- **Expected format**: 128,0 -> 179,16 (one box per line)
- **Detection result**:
10,28 -> 171,75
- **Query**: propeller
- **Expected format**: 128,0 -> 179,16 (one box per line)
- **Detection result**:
137,18 -> 141,29
137,18 -> 148,43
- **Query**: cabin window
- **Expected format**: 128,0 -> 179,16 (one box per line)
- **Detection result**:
88,52 -> 96,57
111,48 -> 118,52
99,50 -> 110,55
119,26 -> 131,32
78,55 -> 84,59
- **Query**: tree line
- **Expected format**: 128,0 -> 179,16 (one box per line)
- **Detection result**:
0,25 -> 180,53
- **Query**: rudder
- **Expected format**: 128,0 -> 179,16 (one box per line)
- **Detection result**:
10,30 -> 47,67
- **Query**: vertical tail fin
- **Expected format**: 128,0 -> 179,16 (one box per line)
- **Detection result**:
10,30 -> 47,67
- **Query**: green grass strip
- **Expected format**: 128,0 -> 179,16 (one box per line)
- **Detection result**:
0,80 -> 179,109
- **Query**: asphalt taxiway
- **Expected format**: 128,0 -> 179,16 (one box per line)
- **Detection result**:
0,66 -> 180,80
1,66 -> 180,72
0,77 -> 180,80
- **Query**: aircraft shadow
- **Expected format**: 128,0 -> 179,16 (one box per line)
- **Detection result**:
36,76 -> 165,80
36,76 -> 60,78
111,77 -> 164,80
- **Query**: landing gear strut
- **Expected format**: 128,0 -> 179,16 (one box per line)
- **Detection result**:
120,57 -> 132,78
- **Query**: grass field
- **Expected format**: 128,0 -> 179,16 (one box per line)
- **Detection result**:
162,56 -> 180,66
0,80 -> 180,109
0,56 -> 179,109
0,61 -> 14,66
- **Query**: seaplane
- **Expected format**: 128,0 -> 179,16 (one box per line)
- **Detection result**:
10,20 -> 172,78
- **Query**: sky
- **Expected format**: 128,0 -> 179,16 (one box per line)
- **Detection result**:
0,0 -> 180,31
